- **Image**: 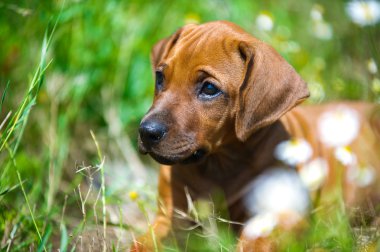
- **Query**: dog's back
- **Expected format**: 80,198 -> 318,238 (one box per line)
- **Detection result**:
284,102 -> 380,214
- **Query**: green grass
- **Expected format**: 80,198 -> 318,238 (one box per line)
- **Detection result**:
1,0 -> 380,251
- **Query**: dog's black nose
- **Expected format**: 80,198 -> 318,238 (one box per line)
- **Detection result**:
139,120 -> 168,147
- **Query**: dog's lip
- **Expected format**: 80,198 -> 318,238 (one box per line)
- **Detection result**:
137,137 -> 148,154
138,135 -> 208,164
139,146 -> 148,155
147,148 -> 208,165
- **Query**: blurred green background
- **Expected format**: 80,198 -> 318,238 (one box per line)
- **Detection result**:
0,0 -> 379,250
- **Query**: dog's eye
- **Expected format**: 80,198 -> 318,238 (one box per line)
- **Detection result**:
199,82 -> 222,99
155,71 -> 164,91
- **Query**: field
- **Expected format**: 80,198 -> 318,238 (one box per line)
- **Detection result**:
1,0 -> 380,251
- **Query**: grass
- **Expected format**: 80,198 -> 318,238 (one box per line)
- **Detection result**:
90,130 -> 107,252
0,0 -> 380,251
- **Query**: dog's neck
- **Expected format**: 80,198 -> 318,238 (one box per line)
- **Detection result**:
169,119 -> 293,211
170,117 -> 294,212
198,120 -> 292,184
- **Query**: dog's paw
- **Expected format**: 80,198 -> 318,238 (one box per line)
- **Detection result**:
236,236 -> 276,252
130,234 -> 161,252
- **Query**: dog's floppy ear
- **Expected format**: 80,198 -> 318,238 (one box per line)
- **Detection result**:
151,27 -> 184,69
235,40 -> 309,141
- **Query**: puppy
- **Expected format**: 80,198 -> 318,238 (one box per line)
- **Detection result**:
133,21 -> 380,251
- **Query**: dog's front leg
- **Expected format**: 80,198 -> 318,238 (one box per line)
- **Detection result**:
130,165 -> 173,252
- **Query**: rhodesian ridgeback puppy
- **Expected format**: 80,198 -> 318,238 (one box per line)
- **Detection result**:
132,21 -> 380,251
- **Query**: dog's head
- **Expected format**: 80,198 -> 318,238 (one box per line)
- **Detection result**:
138,21 -> 309,165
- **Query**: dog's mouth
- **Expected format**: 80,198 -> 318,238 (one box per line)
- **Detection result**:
141,148 -> 208,165
138,132 -> 208,165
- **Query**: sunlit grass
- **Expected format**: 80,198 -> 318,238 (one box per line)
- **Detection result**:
0,20 -> 56,251
0,0 -> 379,251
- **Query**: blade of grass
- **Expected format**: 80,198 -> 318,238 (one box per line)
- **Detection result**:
16,170 -> 47,252
0,179 -> 26,197
0,81 -> 10,114
0,60 -> 52,153
0,16 -> 58,153
59,196 -> 68,252
90,130 -> 107,252
37,224 -> 52,252
5,222 -> 19,252
0,111 -> 11,132
59,223 -> 68,252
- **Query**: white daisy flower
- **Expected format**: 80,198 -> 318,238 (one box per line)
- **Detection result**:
299,158 -> 329,191
244,169 -> 310,217
313,21 -> 333,40
346,0 -> 380,27
334,146 -> 357,166
256,12 -> 274,31
367,58 -> 378,74
274,138 -> 313,166
347,165 -> 376,187
310,4 -> 324,21
243,213 -> 278,239
309,4 -> 333,40
317,106 -> 360,147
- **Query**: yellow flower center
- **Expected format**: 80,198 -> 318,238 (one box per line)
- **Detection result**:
343,146 -> 352,153
129,191 -> 139,201
290,138 -> 299,146
363,4 -> 374,21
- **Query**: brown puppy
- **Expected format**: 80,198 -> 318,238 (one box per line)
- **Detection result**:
132,21 -> 380,251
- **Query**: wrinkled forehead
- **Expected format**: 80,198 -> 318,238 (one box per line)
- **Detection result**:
165,24 -> 245,70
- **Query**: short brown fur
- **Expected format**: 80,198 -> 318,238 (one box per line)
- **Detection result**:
132,21 -> 380,251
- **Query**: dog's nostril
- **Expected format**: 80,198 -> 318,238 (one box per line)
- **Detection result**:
139,120 -> 167,146
193,149 -> 206,159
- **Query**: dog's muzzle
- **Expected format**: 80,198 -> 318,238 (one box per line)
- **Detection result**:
138,118 -> 208,165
